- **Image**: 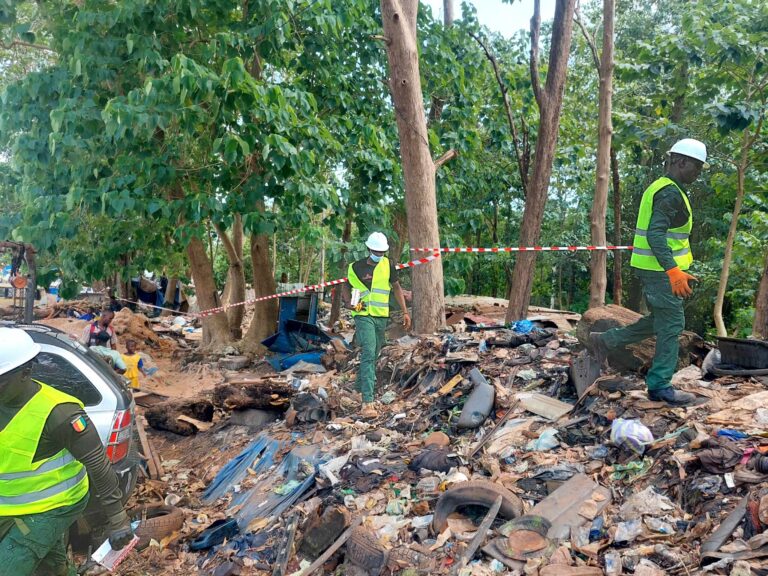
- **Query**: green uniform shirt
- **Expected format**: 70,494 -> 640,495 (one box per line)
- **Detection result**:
0,379 -> 126,538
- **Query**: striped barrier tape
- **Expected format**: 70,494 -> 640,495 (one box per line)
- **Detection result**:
410,245 -> 634,253
196,251 -> 442,318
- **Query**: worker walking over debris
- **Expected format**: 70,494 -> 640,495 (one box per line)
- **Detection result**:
0,328 -> 134,575
591,138 -> 708,407
343,232 -> 411,418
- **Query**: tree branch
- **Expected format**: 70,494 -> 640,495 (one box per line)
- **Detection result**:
530,0 -> 544,108
469,31 -> 529,195
212,222 -> 242,266
574,9 -> 600,74
434,148 -> 458,169
0,40 -> 56,54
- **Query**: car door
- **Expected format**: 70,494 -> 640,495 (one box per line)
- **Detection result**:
31,345 -> 117,445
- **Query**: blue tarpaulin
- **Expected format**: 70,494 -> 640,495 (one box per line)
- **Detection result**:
202,433 -> 327,530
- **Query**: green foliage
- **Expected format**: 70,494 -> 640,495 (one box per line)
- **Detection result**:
0,0 -> 766,338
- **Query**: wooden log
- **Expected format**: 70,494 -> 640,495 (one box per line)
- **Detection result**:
135,416 -> 161,479
144,399 -> 214,436
212,379 -> 294,412
576,304 -> 706,372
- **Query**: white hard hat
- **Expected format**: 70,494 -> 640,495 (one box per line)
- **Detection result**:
365,232 -> 389,251
0,327 -> 41,377
668,138 -> 709,168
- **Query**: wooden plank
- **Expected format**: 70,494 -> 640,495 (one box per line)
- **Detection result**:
438,374 -> 463,396
531,474 -> 611,539
517,392 -> 573,421
177,414 -> 214,432
135,416 -> 160,480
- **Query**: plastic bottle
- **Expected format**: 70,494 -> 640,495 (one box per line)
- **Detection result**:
604,550 -> 622,575
589,516 -> 605,542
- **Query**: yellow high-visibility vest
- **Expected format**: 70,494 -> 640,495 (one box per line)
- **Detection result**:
630,177 -> 693,271
347,258 -> 391,318
0,381 -> 89,516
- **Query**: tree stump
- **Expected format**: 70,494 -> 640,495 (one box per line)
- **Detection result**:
576,304 -> 707,373
144,399 -> 215,436
212,378 -> 294,411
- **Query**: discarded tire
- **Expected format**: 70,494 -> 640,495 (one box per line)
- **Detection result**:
346,526 -> 388,576
432,479 -> 524,534
129,503 -> 185,549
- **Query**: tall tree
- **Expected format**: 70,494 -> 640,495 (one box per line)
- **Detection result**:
505,0 -> 578,322
577,0 -> 615,309
754,251 -> 768,339
380,0 -> 445,333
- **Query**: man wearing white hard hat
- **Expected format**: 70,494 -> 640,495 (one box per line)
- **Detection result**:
343,232 -> 411,418
591,139 -> 708,407
0,328 -> 133,574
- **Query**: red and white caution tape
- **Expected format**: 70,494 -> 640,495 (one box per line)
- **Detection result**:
411,245 -> 634,253
196,251 -> 441,318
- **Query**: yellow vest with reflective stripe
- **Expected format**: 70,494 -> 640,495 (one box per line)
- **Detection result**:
0,381 -> 90,516
347,258 -> 391,318
630,177 -> 693,271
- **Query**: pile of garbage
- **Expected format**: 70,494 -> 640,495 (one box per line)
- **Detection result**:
125,305 -> 768,576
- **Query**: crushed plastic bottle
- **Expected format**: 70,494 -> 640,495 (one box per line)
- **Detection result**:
604,550 -> 622,575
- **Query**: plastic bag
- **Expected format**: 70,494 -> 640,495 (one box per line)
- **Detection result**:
614,518 -> 643,543
611,418 -> 653,455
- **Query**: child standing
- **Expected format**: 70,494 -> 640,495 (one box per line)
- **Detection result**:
122,339 -> 148,390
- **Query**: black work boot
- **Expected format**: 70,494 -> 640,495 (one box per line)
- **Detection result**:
648,387 -> 702,407
589,332 -> 610,366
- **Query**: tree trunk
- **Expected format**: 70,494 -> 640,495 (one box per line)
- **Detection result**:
443,0 -> 454,26
505,0 -> 577,322
162,276 -> 177,316
24,246 -> 36,324
381,0 -> 445,333
611,147 -> 623,306
186,236 -> 232,349
329,207 -> 354,327
753,251 -> 768,339
215,216 -> 246,339
243,213 -> 279,353
714,165 -> 747,337
588,0 -> 614,309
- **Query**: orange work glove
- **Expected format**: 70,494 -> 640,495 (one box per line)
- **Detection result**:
666,266 -> 698,298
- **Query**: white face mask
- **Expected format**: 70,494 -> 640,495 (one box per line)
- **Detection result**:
370,253 -> 383,263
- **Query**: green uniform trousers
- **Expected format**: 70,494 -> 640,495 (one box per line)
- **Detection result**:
602,270 -> 684,391
354,316 -> 388,403
0,493 -> 89,576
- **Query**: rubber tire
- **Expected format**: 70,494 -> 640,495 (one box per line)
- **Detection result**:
128,504 -> 185,549
432,479 -> 524,534
711,365 -> 768,377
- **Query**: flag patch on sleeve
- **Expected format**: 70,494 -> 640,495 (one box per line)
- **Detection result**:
71,416 -> 88,433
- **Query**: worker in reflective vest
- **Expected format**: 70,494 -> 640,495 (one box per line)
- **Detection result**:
0,328 -> 134,575
343,232 -> 411,418
591,139 -> 708,407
